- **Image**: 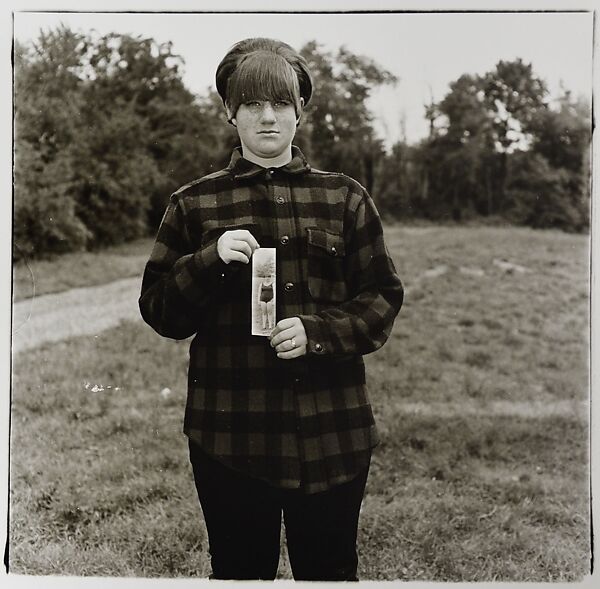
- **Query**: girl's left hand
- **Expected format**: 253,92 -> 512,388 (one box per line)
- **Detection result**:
269,317 -> 307,359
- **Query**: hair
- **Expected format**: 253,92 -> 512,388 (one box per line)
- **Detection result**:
216,38 -> 313,118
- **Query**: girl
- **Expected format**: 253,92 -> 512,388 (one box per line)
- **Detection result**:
258,275 -> 275,330
139,37 -> 403,581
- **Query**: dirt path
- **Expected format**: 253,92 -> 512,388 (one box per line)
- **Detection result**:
9,258 -> 511,355
12,276 -> 143,354
11,272 -> 587,420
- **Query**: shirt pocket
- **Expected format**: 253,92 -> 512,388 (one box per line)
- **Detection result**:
306,227 -> 348,303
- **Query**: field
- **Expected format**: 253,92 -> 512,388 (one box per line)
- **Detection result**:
12,238 -> 154,303
9,224 -> 591,581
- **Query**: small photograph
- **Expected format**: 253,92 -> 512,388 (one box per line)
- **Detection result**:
252,248 -> 276,336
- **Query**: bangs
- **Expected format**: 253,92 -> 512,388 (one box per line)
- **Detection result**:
226,52 -> 301,114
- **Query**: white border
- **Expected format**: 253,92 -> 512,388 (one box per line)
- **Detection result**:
2,2 -> 597,588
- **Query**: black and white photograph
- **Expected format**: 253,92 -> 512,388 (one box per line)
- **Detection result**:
252,248 -> 277,336
5,1 -> 596,585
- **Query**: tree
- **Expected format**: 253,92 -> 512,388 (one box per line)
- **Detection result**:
505,151 -> 584,230
298,42 -> 397,194
144,88 -> 239,228
424,74 -> 495,219
14,29 -> 92,258
13,26 -> 237,257
413,58 -> 589,230
501,89 -> 590,231
480,59 -> 548,212
79,33 -> 237,229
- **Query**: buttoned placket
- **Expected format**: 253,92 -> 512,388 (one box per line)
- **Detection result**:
266,170 -> 304,319
264,168 -> 324,485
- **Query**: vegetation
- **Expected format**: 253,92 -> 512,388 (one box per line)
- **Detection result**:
12,238 -> 152,302
13,27 -> 591,261
13,27 -> 237,260
375,61 -> 591,230
9,225 -> 590,580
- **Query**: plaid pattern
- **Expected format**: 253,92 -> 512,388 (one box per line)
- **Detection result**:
139,146 -> 403,493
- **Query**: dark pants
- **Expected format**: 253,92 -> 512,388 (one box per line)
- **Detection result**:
188,439 -> 369,581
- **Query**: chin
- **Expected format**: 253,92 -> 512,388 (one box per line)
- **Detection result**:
256,148 -> 285,158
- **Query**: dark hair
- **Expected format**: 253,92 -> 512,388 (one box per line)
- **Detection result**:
216,38 -> 313,117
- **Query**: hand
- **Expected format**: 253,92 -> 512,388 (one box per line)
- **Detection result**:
269,317 -> 307,359
217,230 -> 260,264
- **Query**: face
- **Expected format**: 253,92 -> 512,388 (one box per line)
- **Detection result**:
230,99 -> 302,160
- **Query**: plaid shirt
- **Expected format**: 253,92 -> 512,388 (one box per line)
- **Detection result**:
139,146 -> 403,494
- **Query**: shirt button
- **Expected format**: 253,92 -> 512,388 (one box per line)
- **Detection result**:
284,282 -> 294,292
314,343 -> 324,353
280,235 -> 289,245
265,169 -> 272,180
330,246 -> 338,256
276,196 -> 285,204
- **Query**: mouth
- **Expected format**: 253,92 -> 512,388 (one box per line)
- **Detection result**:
258,130 -> 279,135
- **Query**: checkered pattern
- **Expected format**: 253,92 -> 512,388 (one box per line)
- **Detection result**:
139,146 -> 404,493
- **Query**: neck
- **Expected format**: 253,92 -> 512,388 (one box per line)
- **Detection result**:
241,145 -> 293,168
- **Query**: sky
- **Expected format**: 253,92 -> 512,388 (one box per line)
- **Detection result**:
13,10 -> 594,148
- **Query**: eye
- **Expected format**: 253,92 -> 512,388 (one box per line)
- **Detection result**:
244,101 -> 261,109
274,100 -> 291,108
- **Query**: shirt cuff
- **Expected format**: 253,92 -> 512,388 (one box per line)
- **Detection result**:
173,240 -> 240,306
297,314 -> 329,356
192,239 -> 230,278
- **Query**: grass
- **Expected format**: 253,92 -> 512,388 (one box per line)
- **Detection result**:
9,225 -> 591,581
12,238 -> 154,302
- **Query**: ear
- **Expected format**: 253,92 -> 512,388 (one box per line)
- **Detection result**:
296,97 -> 305,126
226,105 -> 236,126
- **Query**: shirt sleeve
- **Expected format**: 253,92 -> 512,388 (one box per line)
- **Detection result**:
298,190 -> 404,356
138,195 -> 234,340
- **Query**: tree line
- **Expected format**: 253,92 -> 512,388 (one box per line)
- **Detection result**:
14,26 -> 591,260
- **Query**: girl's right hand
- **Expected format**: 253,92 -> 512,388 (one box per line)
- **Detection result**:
217,229 -> 260,264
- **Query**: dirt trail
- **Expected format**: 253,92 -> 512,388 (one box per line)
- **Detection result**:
12,276 -> 143,355
11,273 -> 586,420
9,259 -> 505,355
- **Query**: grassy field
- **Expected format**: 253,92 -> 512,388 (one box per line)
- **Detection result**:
9,225 -> 591,581
12,238 -> 154,302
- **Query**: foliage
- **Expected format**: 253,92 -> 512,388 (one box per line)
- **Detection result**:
298,42 -> 397,193
13,27 -> 236,259
376,60 -> 590,230
14,29 -> 90,258
505,151 -> 587,231
12,238 -> 152,302
13,28 -> 592,260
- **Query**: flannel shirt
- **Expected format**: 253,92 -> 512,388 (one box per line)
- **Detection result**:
139,146 -> 403,494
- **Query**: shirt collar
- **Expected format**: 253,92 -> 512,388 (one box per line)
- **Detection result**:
227,145 -> 311,180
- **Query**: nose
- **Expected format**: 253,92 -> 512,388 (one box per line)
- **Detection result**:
260,102 -> 276,122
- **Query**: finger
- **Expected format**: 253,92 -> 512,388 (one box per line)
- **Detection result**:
278,334 -> 308,352
277,345 -> 307,360
275,317 -> 300,331
275,333 -> 307,352
269,320 -> 294,341
228,230 -> 260,251
244,231 -> 260,251
270,325 -> 296,347
274,331 -> 307,352
230,239 -> 253,260
274,338 -> 297,353
268,326 -> 281,340
225,250 -> 250,264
